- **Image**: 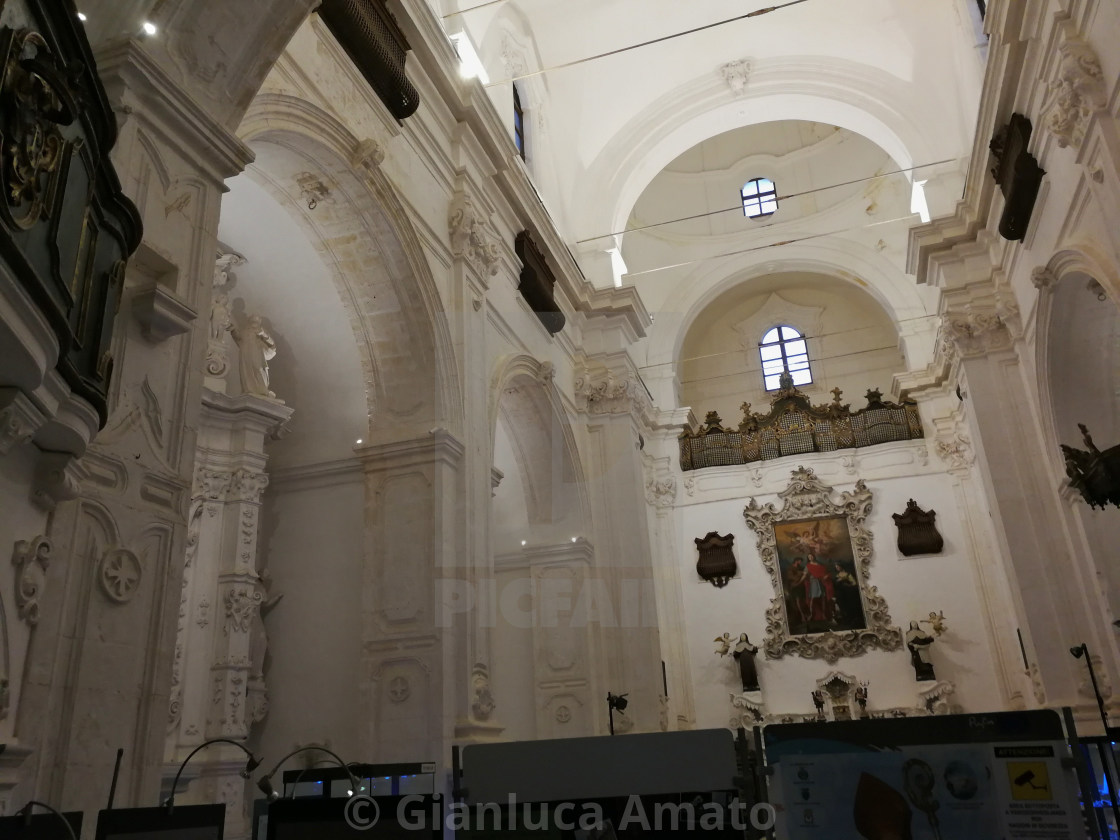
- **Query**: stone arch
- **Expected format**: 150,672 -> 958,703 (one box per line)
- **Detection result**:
237,94 -> 461,436
577,56 -> 943,247
1035,246 -> 1120,464
490,355 -> 590,530
649,241 -> 928,377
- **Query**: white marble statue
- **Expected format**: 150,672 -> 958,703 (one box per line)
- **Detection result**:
232,314 -> 277,398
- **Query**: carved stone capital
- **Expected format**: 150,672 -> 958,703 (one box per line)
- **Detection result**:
1031,265 -> 1058,291
193,465 -> 234,503
0,389 -> 42,454
229,468 -> 269,502
1045,38 -> 1106,150
449,192 -> 501,277
12,535 -> 50,625
574,365 -> 651,417
939,308 -> 1016,357
645,476 -> 677,508
351,137 -> 385,172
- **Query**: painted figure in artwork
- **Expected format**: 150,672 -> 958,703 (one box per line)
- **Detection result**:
803,553 -> 835,623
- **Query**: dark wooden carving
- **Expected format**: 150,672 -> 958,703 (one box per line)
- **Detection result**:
679,373 -> 922,471
0,3 -> 142,426
1061,424 -> 1120,509
989,113 -> 1044,241
892,499 -> 944,556
319,0 -> 420,120
515,230 -> 565,334
695,532 -> 737,587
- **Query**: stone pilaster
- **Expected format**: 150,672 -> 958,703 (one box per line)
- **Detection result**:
356,430 -> 465,765
167,389 -> 290,838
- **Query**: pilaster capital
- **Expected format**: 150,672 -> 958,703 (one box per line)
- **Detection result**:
573,359 -> 653,421
449,190 -> 501,280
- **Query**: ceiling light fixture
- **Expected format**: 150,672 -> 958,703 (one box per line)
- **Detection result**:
141,21 -> 157,35
77,12 -> 87,21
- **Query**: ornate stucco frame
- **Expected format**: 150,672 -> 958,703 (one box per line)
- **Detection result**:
743,467 -> 902,663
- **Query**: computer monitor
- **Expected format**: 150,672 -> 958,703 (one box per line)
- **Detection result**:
95,804 -> 225,840
265,796 -> 440,839
0,811 -> 82,840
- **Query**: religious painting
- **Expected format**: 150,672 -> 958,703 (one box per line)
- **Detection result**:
774,516 -> 867,636
743,467 -> 902,663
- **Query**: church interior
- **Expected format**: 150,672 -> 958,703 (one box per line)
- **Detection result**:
1,0 -> 1119,836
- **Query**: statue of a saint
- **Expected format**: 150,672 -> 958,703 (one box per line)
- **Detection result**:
906,620 -> 937,681
732,634 -> 760,693
232,314 -> 277,398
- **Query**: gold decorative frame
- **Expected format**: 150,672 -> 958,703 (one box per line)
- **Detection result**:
743,467 -> 902,663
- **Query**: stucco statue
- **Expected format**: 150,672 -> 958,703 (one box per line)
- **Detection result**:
232,314 -> 277,398
716,632 -> 760,693
209,292 -> 231,341
906,620 -> 937,681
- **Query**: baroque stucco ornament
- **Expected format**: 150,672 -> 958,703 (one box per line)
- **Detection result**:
12,535 -> 50,625
1044,38 -> 1106,150
98,548 -> 142,603
449,192 -> 501,277
743,467 -> 902,663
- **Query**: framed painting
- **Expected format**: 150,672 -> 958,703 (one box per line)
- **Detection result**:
743,467 -> 902,662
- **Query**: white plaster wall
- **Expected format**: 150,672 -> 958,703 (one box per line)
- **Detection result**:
217,173 -> 368,469
678,273 -> 904,425
675,449 -> 1006,729
253,475 -> 365,758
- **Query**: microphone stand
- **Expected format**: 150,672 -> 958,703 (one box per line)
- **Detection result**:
256,746 -> 359,800
1071,643 -> 1120,830
16,801 -> 78,840
164,738 -> 263,813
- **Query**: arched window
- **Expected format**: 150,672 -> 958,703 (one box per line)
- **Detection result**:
760,325 -> 812,390
741,177 -> 777,218
513,84 -> 526,160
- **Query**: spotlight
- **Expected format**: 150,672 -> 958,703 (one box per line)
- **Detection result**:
141,21 -> 157,35
77,12 -> 87,21
1071,645 -> 1086,659
257,775 -> 279,801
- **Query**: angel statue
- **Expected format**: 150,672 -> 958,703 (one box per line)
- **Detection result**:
921,611 -> 948,636
713,632 -> 733,657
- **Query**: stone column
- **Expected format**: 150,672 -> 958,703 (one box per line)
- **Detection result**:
939,300 -> 1117,722
12,42 -> 256,815
574,360 -> 665,734
356,430 -> 465,765
167,389 -> 290,838
643,424 -> 696,730
446,186 -> 505,742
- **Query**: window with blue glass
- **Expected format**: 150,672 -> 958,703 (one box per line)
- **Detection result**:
742,177 -> 777,218
760,325 -> 812,390
513,84 -> 526,160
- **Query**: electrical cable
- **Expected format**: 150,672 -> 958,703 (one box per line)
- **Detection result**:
621,211 -> 922,280
472,0 -> 814,87
575,157 -> 964,245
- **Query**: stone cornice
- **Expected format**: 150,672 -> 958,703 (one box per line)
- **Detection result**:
387,0 -> 650,340
94,41 -> 255,183
356,428 -> 465,472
